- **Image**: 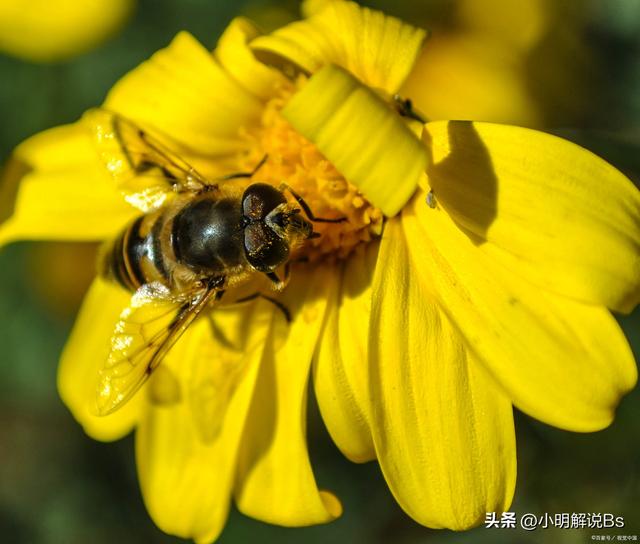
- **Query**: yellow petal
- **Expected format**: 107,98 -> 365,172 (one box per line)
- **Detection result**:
283,64 -> 426,216
105,31 -> 263,158
235,265 -> 342,526
0,123 -> 137,246
422,121 -> 640,313
314,244 -> 376,462
368,217 -> 516,529
404,190 -> 638,432
400,35 -> 540,126
215,17 -> 287,101
136,302 -> 271,544
0,0 -> 133,62
251,0 -> 426,93
58,276 -> 141,441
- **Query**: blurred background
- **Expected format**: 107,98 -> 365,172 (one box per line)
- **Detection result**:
0,0 -> 639,542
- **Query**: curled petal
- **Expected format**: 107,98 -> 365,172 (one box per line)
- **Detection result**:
404,190 -> 637,432
283,65 -> 427,216
215,17 -> 288,101
251,0 -> 426,93
422,121 -> 640,313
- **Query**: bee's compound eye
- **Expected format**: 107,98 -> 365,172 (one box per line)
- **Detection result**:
244,222 -> 290,272
242,183 -> 287,220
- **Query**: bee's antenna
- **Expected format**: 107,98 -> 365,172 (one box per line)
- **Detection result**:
251,154 -> 269,176
278,183 -> 346,223
218,154 -> 269,181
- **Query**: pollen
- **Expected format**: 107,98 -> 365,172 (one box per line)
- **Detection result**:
240,80 -> 383,262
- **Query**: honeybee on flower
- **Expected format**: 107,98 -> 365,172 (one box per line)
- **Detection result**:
0,0 -> 638,542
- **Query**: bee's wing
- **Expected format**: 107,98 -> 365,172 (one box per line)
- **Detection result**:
96,279 -> 223,416
84,108 -> 216,212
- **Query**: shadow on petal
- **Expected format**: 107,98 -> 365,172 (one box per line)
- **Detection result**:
423,121 -> 498,241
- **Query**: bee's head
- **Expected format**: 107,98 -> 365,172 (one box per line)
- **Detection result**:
241,183 -> 314,272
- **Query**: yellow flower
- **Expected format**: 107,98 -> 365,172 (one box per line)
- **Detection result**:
1,0 -> 639,542
0,0 -> 133,62
401,0 -> 595,127
401,0 -> 547,125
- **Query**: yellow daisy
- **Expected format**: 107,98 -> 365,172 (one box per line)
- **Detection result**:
401,0 -> 549,126
402,0 -> 595,127
0,0 -> 134,62
1,1 -> 638,542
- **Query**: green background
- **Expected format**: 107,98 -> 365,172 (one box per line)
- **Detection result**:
0,1 -> 639,542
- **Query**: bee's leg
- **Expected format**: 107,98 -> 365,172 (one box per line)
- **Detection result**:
264,270 -> 290,291
234,292 -> 291,322
217,154 -> 269,181
267,260 -> 299,287
204,275 -> 225,289
278,183 -> 347,223
201,275 -> 226,301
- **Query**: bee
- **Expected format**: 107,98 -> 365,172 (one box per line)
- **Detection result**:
86,108 -> 342,418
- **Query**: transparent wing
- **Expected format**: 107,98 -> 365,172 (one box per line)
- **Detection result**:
96,280 -> 223,416
84,108 -> 215,212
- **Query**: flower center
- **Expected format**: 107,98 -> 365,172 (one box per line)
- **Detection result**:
240,81 -> 383,262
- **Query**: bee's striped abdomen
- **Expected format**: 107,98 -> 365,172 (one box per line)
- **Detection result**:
103,213 -> 172,291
